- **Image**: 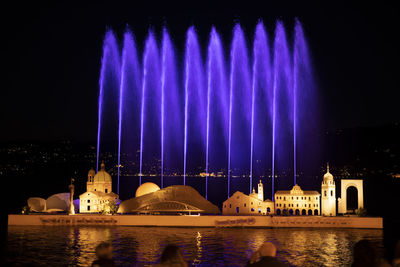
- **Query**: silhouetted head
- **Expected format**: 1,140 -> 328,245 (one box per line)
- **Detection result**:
250,242 -> 277,264
259,242 -> 277,257
159,245 -> 187,266
95,242 -> 113,260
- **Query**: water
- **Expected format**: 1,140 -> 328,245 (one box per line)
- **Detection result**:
96,20 -> 319,203
7,226 -> 383,266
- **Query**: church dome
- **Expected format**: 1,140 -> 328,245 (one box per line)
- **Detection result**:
324,172 -> 333,180
93,162 -> 112,183
323,163 -> 333,180
135,182 -> 160,197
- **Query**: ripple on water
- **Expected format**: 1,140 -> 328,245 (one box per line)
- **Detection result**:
7,226 -> 383,266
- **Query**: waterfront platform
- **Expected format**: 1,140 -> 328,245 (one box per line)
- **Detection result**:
8,214 -> 383,229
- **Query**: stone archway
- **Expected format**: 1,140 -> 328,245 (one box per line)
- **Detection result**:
338,179 -> 364,214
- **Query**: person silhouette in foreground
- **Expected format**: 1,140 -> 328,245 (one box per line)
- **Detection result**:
155,245 -> 188,267
351,239 -> 390,267
92,242 -> 115,267
393,240 -> 400,267
247,242 -> 288,267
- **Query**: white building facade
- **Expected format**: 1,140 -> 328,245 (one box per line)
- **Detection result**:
79,162 -> 119,213
223,180 -> 274,215
275,185 -> 320,215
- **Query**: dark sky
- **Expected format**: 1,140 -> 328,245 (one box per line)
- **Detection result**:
1,1 -> 399,141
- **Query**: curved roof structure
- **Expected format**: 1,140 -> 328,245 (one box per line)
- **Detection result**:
27,193 -> 71,213
118,185 -> 220,214
46,193 -> 70,211
27,197 -> 46,212
135,182 -> 160,197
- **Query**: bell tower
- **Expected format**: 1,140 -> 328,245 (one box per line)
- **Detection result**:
87,168 -> 95,192
321,163 -> 336,216
258,180 -> 264,201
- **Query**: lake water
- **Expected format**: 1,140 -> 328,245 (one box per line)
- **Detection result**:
6,226 -> 383,266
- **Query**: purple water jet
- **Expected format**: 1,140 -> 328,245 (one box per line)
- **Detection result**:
272,21 -> 293,200
251,21 -> 272,195
97,30 -> 120,172
96,21 -> 317,201
118,29 -> 141,198
228,24 -> 251,197
139,31 -> 161,186
183,27 -> 205,188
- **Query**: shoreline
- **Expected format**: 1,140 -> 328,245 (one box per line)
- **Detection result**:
8,214 -> 383,229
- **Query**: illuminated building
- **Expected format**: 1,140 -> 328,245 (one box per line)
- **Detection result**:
79,162 -> 119,213
321,164 -> 336,216
118,183 -> 219,214
275,185 -> 320,216
222,180 -> 274,215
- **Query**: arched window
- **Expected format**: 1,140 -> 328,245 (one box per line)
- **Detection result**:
267,207 -> 271,212
251,208 -> 255,212
330,190 -> 333,196
324,190 -> 327,197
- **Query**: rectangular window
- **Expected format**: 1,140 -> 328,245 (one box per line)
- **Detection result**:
105,189 -> 108,193
87,199 -> 90,203
87,205 -> 90,211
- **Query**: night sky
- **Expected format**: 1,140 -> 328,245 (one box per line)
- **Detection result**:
1,1 -> 399,141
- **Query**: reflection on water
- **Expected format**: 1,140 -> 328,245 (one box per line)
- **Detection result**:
7,226 -> 383,266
